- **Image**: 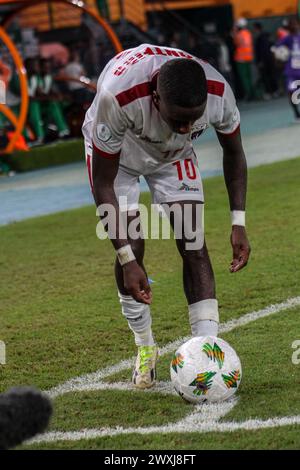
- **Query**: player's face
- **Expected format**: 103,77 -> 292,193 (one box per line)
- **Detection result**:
154,90 -> 206,134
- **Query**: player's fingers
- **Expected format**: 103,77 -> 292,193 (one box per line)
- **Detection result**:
230,260 -> 240,273
141,275 -> 152,294
230,259 -> 246,273
230,242 -> 241,272
130,280 -> 152,304
140,289 -> 153,304
133,289 -> 152,304
230,247 -> 250,273
140,279 -> 152,304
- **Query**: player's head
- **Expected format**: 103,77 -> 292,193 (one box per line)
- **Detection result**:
153,59 -> 207,134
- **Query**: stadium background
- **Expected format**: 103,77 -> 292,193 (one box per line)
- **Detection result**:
0,0 -> 299,451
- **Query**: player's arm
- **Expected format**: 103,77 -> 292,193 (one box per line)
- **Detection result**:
216,127 -> 251,273
214,81 -> 251,273
92,149 -> 124,251
91,91 -> 151,304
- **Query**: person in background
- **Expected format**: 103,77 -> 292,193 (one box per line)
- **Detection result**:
253,22 -> 279,100
62,49 -> 94,105
277,18 -> 289,41
233,18 -> 255,100
39,58 -> 70,139
96,0 -> 109,20
217,36 -> 234,89
223,29 -> 239,96
24,57 -> 45,145
25,57 -> 70,144
275,17 -> 300,121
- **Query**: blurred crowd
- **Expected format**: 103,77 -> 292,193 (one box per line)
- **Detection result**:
156,17 -> 297,103
0,46 -> 96,150
0,15 -> 300,155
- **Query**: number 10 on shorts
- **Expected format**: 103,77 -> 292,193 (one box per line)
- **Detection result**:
173,159 -> 197,180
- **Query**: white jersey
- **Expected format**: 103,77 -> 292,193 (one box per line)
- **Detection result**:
82,44 -> 240,175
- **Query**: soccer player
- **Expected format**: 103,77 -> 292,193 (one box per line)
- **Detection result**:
82,44 -> 251,389
276,17 -> 300,120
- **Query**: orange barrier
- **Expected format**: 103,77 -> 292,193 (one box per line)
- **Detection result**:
0,26 -> 28,154
1,0 -> 122,54
0,0 -> 122,153
0,101 -> 18,127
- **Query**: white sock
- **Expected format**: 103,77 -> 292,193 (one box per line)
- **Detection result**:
188,299 -> 219,337
118,292 -> 155,347
191,319 -> 218,337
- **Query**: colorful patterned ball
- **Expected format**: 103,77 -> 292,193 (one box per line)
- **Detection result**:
170,336 -> 242,404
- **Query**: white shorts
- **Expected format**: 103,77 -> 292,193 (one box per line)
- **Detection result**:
85,140 -> 204,212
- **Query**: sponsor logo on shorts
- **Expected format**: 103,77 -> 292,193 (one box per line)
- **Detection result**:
179,183 -> 200,192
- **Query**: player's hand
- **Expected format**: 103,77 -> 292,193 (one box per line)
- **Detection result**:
122,261 -> 152,304
230,225 -> 251,273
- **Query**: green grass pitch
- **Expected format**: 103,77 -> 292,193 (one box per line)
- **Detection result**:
0,157 -> 299,450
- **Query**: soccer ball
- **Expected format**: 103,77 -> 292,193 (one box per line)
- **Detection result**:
170,336 -> 242,404
271,45 -> 290,62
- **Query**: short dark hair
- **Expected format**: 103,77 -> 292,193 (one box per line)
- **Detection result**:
158,59 -> 207,107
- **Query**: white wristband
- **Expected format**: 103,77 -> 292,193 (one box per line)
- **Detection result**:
117,244 -> 136,266
231,210 -> 246,227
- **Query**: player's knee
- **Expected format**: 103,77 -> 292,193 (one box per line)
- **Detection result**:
180,246 -> 207,265
177,231 -> 206,257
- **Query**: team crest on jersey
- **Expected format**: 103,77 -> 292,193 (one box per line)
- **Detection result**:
232,108 -> 239,123
191,122 -> 208,140
96,124 -> 112,142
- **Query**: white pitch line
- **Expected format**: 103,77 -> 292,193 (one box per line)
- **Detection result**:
47,296 -> 300,399
29,414 -> 300,444
27,296 -> 300,446
29,399 -> 238,444
51,380 -> 176,396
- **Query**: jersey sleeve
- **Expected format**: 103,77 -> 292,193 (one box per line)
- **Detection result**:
214,81 -> 240,136
92,88 -> 127,158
